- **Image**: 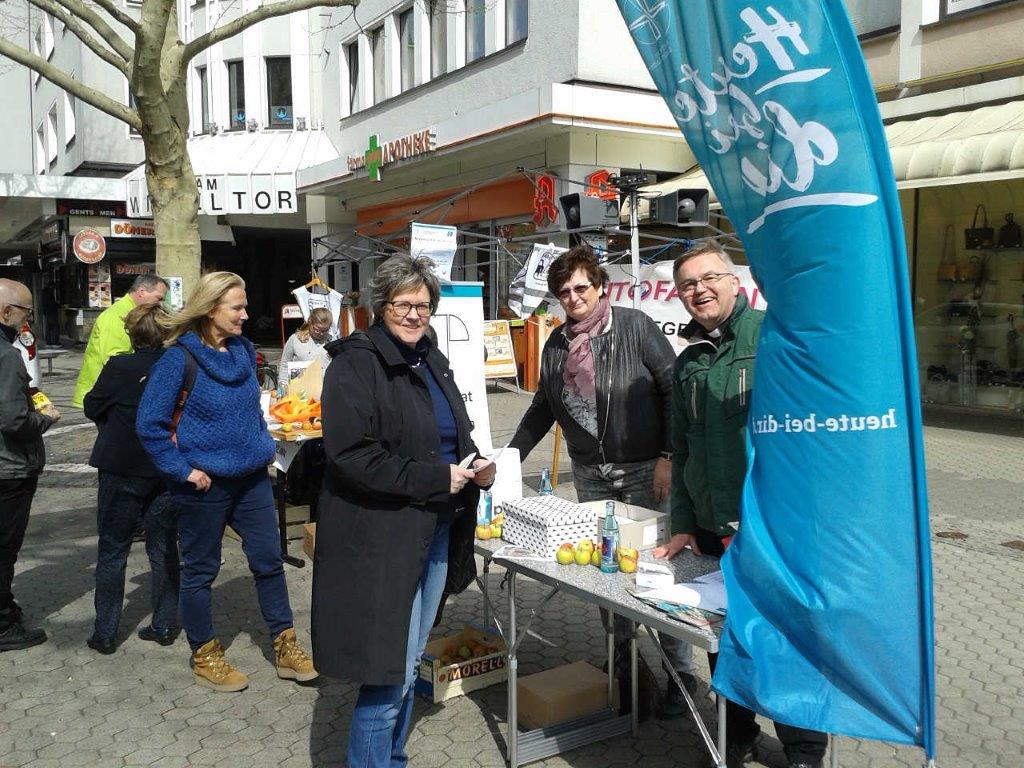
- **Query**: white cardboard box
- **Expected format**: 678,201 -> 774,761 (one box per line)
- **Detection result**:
503,496 -> 599,557
582,500 -> 669,551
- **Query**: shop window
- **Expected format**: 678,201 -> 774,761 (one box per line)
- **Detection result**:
371,25 -> 386,105
465,0 -> 486,63
843,0 -> 900,37
344,40 -> 361,114
63,89 -> 76,147
197,65 -> 210,133
429,1 -> 447,78
266,57 -> 293,128
46,106 -> 58,166
506,0 -> 528,45
34,124 -> 45,174
398,8 -> 415,92
227,60 -> 245,130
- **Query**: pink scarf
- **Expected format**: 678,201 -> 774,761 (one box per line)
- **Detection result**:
563,296 -> 611,401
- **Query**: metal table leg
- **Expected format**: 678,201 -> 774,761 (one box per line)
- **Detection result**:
830,735 -> 838,768
275,468 -> 304,568
717,694 -> 727,768
629,620 -> 639,736
507,571 -> 518,768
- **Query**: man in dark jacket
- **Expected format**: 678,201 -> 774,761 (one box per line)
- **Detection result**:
0,279 -> 58,651
654,244 -> 827,768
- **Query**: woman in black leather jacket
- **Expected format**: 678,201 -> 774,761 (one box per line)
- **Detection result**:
509,244 -> 700,718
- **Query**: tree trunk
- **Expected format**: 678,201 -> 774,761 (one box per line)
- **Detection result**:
146,146 -> 202,300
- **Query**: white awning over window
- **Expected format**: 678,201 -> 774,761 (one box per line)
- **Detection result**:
886,100 -> 1024,189
124,130 -> 339,218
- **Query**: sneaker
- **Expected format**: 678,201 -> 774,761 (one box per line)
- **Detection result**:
0,620 -> 47,652
725,740 -> 756,768
190,638 -> 249,692
87,635 -> 117,655
273,628 -> 318,682
138,625 -> 177,646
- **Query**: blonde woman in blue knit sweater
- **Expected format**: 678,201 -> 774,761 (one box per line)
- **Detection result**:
137,271 -> 317,692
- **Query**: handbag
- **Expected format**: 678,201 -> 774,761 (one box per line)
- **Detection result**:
936,225 -> 957,281
958,253 -> 984,283
965,204 -> 994,249
169,346 -> 198,447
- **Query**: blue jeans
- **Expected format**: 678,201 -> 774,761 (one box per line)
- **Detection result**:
572,459 -> 697,676
170,471 -> 294,651
93,472 -> 180,642
347,520 -> 451,768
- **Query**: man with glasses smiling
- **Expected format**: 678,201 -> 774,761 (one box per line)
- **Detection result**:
0,279 -> 59,651
653,243 -> 827,768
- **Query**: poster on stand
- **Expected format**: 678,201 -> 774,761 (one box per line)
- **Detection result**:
412,222 -> 458,281
432,282 -> 492,453
507,243 -> 565,319
483,320 -> 518,380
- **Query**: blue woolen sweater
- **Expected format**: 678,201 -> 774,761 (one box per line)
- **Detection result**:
136,332 -> 275,483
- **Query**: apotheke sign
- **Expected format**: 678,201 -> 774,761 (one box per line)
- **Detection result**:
347,128 -> 437,182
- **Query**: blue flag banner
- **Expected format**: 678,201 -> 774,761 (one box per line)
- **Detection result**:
616,0 -> 935,753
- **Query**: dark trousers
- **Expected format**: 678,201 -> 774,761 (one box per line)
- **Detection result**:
0,477 -> 38,631
170,471 -> 293,652
93,472 -> 180,642
696,528 -> 828,764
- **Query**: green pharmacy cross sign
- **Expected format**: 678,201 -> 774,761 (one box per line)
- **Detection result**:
364,135 -> 384,182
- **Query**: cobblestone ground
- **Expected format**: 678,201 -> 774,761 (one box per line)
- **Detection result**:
1,352 -> 1021,768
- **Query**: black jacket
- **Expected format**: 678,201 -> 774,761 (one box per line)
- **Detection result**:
311,324 -> 480,686
84,348 -> 163,478
0,329 -> 52,479
510,306 -> 675,466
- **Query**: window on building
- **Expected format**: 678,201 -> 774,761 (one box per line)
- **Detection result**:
46,106 -> 58,166
465,0 -> 486,63
63,89 -> 76,146
371,25 -> 386,104
345,40 -> 361,114
843,0 -> 900,37
399,8 -> 415,92
266,57 -> 293,128
506,0 -> 528,45
43,14 -> 55,60
197,65 -> 210,133
34,124 -> 45,174
227,60 -> 245,130
429,1 -> 447,78
32,27 -> 42,85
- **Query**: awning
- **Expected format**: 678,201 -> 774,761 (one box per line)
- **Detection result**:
886,100 -> 1024,189
124,130 -> 339,217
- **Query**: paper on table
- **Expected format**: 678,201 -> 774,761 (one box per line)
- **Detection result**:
634,570 -> 727,615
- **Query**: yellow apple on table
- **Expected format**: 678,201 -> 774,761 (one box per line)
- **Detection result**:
555,547 -> 574,565
577,539 -> 594,553
574,547 -> 591,566
590,548 -> 601,567
618,547 -> 639,563
475,524 -> 492,541
619,554 -> 638,573
489,522 -> 502,538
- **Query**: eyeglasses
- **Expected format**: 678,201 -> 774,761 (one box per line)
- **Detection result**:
676,272 -> 733,296
7,303 -> 34,320
557,283 -> 593,302
387,301 -> 433,318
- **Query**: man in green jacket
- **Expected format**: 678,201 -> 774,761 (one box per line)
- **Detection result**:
654,242 -> 827,768
72,274 -> 168,408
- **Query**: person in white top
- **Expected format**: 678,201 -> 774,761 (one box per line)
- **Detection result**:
279,308 -> 333,381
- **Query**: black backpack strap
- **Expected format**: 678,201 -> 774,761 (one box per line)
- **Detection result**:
170,345 -> 198,441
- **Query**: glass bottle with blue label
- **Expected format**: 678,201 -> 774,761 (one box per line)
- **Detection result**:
478,490 -> 493,526
539,468 -> 553,495
600,501 -> 620,573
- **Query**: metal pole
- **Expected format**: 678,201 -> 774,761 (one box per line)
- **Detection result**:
507,572 -> 518,768
717,693 -> 727,768
629,185 -> 641,311
630,621 -> 639,736
831,735 -> 839,768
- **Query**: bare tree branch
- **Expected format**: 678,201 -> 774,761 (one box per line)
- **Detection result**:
0,38 -> 141,131
25,0 -> 129,75
181,0 -> 357,64
88,0 -> 141,36
49,0 -> 134,61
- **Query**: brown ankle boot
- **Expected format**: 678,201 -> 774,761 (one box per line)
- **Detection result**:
190,638 -> 248,692
273,628 -> 318,682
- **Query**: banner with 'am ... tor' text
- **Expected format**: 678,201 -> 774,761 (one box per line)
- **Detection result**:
616,0 -> 935,753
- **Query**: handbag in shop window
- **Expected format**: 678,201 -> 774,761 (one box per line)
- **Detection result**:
958,253 -> 987,286
964,204 -> 995,250
936,225 -> 958,281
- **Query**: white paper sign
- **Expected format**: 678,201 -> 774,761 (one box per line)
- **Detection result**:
411,222 -> 458,281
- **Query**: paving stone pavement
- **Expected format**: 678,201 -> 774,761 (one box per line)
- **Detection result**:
1,351 -> 1022,768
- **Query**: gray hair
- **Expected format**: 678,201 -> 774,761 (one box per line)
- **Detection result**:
673,241 -> 736,279
369,255 -> 441,322
130,274 -> 170,294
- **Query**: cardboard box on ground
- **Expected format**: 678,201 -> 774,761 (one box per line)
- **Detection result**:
416,624 -> 507,703
516,661 -> 612,730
